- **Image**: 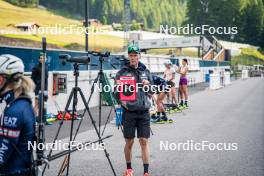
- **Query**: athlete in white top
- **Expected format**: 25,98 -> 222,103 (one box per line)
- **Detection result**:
163,60 -> 179,107
163,67 -> 175,82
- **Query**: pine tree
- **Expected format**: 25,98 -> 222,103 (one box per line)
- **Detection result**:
242,0 -> 264,45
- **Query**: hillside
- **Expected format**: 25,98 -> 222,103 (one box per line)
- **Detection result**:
40,0 -> 187,29
0,0 -> 124,51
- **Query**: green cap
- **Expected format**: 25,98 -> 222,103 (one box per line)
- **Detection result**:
128,44 -> 140,54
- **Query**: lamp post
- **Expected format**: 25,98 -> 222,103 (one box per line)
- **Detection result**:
84,0 -> 89,70
85,0 -> 88,52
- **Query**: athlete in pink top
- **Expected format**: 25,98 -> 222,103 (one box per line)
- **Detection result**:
176,58 -> 189,107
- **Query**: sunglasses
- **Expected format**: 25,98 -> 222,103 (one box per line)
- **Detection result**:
128,47 -> 140,53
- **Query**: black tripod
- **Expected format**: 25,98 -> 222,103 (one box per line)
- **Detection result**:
85,53 -> 123,137
42,62 -> 116,176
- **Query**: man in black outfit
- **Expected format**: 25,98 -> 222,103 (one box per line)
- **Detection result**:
115,44 -> 153,176
31,53 -> 49,121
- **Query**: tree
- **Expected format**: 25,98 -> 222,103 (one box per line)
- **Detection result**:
100,1 -> 109,24
186,0 -> 210,25
242,0 -> 264,46
130,19 -> 141,30
102,16 -> 107,25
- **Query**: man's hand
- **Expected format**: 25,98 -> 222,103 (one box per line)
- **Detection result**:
115,80 -> 121,85
142,79 -> 150,85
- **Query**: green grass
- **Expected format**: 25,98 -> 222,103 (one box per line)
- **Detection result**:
0,0 -> 124,51
231,48 -> 264,66
0,0 -> 80,28
1,33 -> 124,52
241,48 -> 264,61
231,55 -> 264,66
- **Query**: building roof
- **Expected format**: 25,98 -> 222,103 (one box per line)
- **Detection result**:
15,22 -> 40,28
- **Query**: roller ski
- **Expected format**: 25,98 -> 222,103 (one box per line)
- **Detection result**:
166,104 -> 182,114
151,112 -> 173,124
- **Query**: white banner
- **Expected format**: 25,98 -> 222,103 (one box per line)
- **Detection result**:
138,36 -> 201,49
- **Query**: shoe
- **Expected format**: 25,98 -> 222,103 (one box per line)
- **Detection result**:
172,107 -> 181,113
153,116 -> 173,124
165,107 -> 172,113
160,115 -> 173,123
163,118 -> 174,123
153,117 -> 165,124
169,108 -> 175,114
178,104 -> 185,110
181,104 -> 188,109
150,114 -> 159,122
143,173 -> 150,176
160,114 -> 168,121
161,112 -> 168,119
123,169 -> 134,176
168,105 -> 177,113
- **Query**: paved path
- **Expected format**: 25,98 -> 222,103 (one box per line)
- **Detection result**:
44,78 -> 264,176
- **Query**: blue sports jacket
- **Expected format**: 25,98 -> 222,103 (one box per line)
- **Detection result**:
0,90 -> 35,175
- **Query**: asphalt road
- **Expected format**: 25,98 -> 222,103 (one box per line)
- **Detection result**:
43,77 -> 264,176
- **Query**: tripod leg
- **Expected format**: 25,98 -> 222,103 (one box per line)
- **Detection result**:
101,105 -> 113,136
98,74 -> 102,138
57,107 -> 86,175
42,90 -> 75,176
78,73 -> 100,129
77,88 -> 117,176
66,88 -> 78,176
58,155 -> 68,176
87,74 -> 99,105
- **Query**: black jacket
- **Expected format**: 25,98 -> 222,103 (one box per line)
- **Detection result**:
31,63 -> 49,95
115,62 -> 153,112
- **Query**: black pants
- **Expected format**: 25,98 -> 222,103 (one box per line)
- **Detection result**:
122,110 -> 150,139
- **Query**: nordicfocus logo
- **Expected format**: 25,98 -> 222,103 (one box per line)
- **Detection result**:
160,140 -> 238,151
0,24 -> 113,35
28,140 -> 105,151
95,83 -> 171,93
160,24 -> 238,35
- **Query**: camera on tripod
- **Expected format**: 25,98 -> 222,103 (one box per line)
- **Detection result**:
59,51 -> 110,66
88,51 -> 110,58
59,54 -> 91,65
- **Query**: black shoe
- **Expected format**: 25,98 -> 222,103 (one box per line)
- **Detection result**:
160,115 -> 173,123
161,112 -> 168,119
151,114 -> 159,122
160,114 -> 168,121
